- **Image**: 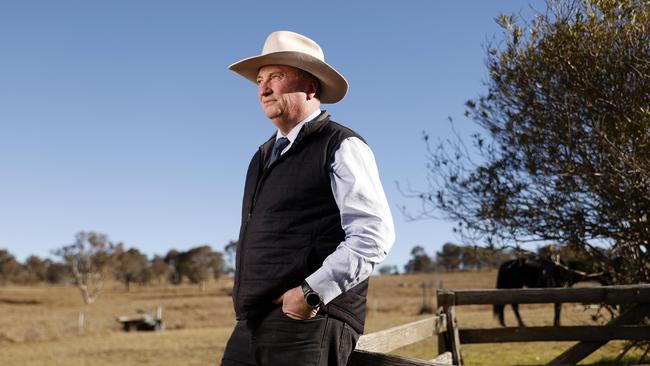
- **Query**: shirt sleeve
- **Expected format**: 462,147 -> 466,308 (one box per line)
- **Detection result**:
305,137 -> 395,304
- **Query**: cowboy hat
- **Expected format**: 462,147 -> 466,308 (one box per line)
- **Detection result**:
229,30 -> 348,104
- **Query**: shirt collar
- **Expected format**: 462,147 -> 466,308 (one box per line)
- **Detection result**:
275,109 -> 322,143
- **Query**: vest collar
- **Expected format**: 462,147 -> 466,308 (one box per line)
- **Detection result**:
259,111 -> 330,164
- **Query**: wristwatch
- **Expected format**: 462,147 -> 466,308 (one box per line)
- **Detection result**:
301,281 -> 322,309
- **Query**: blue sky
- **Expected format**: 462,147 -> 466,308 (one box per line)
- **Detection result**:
0,1 -> 543,269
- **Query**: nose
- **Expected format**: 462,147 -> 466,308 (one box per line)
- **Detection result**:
259,80 -> 272,98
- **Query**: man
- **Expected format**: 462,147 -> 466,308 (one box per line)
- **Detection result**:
222,30 -> 394,366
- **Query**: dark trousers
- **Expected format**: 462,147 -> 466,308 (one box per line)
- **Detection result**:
221,306 -> 359,366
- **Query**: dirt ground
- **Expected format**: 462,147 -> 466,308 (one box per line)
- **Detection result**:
0,271 -> 642,365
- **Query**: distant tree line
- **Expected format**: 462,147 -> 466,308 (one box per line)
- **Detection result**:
0,231 -> 229,299
394,242 -> 600,274
398,243 -> 511,274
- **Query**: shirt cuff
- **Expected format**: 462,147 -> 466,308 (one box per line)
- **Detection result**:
305,267 -> 344,305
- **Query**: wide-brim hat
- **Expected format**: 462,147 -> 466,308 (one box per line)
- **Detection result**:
229,30 -> 348,104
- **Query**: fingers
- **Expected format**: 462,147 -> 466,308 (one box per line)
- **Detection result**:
283,310 -> 316,320
283,311 -> 302,320
284,306 -> 318,320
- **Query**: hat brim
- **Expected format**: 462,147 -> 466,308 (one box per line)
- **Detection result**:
229,51 -> 348,104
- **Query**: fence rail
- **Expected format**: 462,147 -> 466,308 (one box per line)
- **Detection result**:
443,284 -> 650,305
355,317 -> 438,353
459,325 -> 650,343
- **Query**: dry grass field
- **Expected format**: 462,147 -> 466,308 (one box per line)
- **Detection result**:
0,271 -> 642,365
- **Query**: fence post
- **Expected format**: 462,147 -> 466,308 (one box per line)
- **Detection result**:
436,290 -> 448,355
78,311 -> 85,333
437,289 -> 463,366
420,281 -> 434,314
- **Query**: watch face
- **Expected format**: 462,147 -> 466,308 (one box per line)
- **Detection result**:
306,292 -> 321,308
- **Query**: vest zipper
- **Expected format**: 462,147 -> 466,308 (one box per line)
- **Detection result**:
250,148 -> 287,215
234,141 -> 294,317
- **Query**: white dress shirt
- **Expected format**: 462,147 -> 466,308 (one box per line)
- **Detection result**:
273,109 -> 395,304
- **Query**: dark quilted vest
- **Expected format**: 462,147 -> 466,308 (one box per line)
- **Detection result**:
233,111 -> 369,334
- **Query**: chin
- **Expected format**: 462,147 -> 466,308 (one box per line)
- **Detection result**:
264,110 -> 281,120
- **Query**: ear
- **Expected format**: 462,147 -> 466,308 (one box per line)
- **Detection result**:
306,79 -> 318,100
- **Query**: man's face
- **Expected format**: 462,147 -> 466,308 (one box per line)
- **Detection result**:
256,65 -> 314,125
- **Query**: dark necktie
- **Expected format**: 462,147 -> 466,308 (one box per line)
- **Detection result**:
267,137 -> 289,168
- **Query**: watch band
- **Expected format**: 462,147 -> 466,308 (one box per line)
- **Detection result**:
301,281 -> 322,309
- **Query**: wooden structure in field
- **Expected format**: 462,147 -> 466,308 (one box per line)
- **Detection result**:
348,284 -> 650,366
116,306 -> 165,332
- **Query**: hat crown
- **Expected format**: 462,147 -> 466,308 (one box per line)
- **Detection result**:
261,31 -> 325,62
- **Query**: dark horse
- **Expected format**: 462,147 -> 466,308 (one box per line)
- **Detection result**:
493,256 -> 610,327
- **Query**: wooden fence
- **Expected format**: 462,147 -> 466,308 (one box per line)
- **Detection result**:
437,284 -> 650,366
347,284 -> 650,366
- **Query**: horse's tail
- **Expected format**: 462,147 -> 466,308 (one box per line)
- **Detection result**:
493,262 -> 509,326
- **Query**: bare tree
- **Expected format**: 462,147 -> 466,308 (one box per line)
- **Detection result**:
54,232 -> 116,304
